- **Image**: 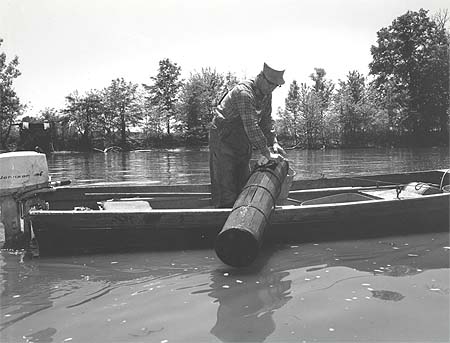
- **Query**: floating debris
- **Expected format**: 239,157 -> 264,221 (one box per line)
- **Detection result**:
236,280 -> 243,283
63,339 -> 73,342
443,247 -> 450,250
222,285 -> 230,289
381,265 -> 422,277
407,254 -> 419,257
329,328 -> 335,332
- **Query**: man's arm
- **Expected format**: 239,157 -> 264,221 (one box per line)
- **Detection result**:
259,96 -> 287,158
235,89 -> 271,158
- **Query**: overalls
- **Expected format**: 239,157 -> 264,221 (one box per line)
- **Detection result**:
209,81 -> 267,208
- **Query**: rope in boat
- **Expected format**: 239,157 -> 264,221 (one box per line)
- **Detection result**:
332,173 -> 449,199
439,169 -> 449,190
342,176 -> 406,199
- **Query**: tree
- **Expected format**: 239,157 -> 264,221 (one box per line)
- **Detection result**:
335,71 -> 378,146
178,68 -> 232,143
309,68 -> 334,146
299,83 -> 324,149
369,9 -> 449,144
63,90 -> 104,151
280,76 -> 332,149
0,38 -> 24,150
283,80 -> 302,146
143,58 -> 182,136
104,78 -> 142,149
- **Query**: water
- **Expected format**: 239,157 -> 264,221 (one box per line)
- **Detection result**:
45,146 -> 449,185
1,147 -> 449,342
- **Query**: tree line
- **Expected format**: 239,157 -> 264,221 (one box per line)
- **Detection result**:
1,9 -> 448,152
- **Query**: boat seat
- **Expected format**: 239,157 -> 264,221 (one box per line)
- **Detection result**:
301,193 -> 374,206
99,200 -> 152,211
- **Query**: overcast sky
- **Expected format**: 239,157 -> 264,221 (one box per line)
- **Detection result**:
1,0 -> 448,115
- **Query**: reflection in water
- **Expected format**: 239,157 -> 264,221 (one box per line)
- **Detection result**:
0,232 -> 448,342
206,269 -> 292,342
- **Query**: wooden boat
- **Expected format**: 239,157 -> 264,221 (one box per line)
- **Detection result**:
28,169 -> 449,255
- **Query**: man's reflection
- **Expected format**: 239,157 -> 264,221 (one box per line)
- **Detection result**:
207,269 -> 292,342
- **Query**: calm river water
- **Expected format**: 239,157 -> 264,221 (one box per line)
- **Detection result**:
1,147 -> 449,342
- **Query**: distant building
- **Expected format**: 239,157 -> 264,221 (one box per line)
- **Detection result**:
17,121 -> 54,153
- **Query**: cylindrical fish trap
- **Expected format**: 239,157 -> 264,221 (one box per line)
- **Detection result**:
215,160 -> 289,267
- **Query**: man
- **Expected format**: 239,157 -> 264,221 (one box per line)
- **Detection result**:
209,63 -> 287,208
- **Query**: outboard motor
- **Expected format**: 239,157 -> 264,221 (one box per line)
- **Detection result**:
0,151 -> 50,249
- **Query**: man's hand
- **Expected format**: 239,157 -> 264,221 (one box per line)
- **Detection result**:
259,143 -> 287,165
273,142 -> 287,157
258,152 -> 284,165
268,151 -> 285,163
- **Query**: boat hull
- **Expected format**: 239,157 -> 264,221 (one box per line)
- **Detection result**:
28,170 -> 450,255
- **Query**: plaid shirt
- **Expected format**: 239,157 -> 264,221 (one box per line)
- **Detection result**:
216,80 -> 276,155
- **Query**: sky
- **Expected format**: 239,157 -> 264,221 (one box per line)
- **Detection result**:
1,0 -> 448,116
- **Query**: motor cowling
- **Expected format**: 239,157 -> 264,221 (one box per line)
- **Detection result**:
0,151 -> 49,248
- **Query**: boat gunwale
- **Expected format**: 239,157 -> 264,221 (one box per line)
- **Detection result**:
28,191 -> 450,216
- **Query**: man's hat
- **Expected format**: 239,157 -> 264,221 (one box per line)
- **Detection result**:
263,62 -> 285,86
